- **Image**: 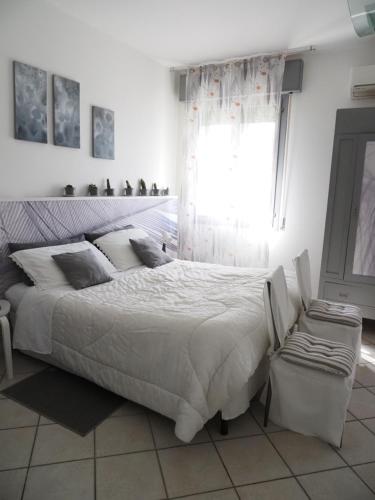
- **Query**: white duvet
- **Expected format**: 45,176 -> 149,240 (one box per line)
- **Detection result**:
13,260 -> 300,441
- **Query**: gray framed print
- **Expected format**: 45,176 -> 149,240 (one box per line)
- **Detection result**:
53,75 -> 80,148
92,106 -> 114,160
14,61 -> 47,143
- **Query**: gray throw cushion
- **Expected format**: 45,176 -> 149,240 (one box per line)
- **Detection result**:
52,249 -> 113,290
129,238 -> 173,268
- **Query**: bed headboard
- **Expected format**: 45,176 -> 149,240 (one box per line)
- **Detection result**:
0,196 -> 178,297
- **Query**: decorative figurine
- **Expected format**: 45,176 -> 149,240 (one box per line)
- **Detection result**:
104,178 -> 114,196
151,183 -> 159,196
124,180 -> 133,196
161,187 -> 169,196
88,184 -> 98,196
139,178 -> 147,196
64,184 -> 75,196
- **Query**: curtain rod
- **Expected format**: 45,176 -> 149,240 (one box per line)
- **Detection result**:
169,45 -> 315,72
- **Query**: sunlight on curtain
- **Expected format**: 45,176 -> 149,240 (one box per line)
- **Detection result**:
179,55 -> 285,267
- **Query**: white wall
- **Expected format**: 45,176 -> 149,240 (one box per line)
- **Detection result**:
0,0 -> 177,198
268,38 -> 375,294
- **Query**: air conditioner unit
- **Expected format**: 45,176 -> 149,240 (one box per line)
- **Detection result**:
348,0 -> 375,37
351,65 -> 375,99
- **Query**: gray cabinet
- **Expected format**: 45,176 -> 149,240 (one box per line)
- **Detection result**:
319,108 -> 375,319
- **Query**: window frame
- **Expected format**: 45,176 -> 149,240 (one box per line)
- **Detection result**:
272,93 -> 291,230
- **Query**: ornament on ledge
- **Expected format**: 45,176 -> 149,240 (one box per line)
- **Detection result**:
88,184 -> 98,196
64,184 -> 75,197
161,187 -> 169,196
151,183 -> 159,196
124,180 -> 133,196
104,178 -> 114,196
138,178 -> 147,196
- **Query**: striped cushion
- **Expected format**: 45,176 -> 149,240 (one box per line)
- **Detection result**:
307,299 -> 362,328
279,331 -> 355,377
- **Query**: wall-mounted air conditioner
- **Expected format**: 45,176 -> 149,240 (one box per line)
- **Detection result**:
351,65 -> 375,99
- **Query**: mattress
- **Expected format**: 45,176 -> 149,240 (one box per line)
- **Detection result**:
12,260 -> 300,441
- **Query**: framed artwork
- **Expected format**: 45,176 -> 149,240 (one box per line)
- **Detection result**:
13,61 -> 47,143
92,106 -> 114,159
53,75 -> 80,148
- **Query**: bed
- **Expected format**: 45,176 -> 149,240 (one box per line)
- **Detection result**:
1,197 -> 300,442
7,259 -> 300,442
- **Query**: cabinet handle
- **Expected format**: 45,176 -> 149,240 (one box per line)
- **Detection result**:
339,292 -> 348,298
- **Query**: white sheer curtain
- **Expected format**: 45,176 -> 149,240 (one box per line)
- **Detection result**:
178,55 -> 285,267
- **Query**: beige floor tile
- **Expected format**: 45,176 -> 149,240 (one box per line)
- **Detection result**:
31,424 -> 94,465
353,380 -> 363,388
338,421 -> 375,465
298,467 -> 374,500
237,477 -> 308,500
269,430 -> 344,475
0,427 -> 36,470
356,364 -> 375,387
0,468 -> 27,500
346,411 -> 356,422
353,462 -> 375,492
0,399 -> 38,429
24,460 -> 94,500
360,344 -> 375,364
159,442 -> 231,497
149,412 -> 210,448
362,418 -> 375,434
363,332 -> 375,345
110,399 -> 146,417
95,414 -> 153,456
96,451 -> 165,500
182,489 -> 238,500
250,401 -> 284,433
207,411 -> 261,441
368,387 -> 375,395
39,416 -> 55,425
349,388 -> 375,419
216,435 -> 290,486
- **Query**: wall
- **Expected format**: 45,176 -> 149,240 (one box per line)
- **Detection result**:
0,0 -> 177,198
268,38 -> 375,295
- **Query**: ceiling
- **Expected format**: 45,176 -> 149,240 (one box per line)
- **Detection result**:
47,0 -> 357,66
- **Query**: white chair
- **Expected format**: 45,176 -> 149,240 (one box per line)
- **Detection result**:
263,266 -> 356,447
293,249 -> 362,358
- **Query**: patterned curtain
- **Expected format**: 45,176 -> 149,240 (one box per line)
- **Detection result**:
178,55 -> 285,267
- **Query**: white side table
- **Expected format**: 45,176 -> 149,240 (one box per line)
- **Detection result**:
0,300 -> 13,379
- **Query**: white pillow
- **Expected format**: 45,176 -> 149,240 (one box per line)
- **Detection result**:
10,241 -> 116,290
93,228 -> 149,271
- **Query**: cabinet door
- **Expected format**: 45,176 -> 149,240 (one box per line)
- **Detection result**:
321,134 -> 358,279
344,135 -> 375,285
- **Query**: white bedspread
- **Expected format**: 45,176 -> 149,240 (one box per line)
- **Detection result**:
13,260 -> 299,441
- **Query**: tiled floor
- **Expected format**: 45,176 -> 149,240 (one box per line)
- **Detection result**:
1,321 -> 375,499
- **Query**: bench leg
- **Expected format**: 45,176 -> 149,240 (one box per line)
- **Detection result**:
1,316 -> 13,380
219,411 -> 229,435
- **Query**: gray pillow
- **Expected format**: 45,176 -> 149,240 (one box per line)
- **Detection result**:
129,238 -> 173,268
52,249 -> 113,290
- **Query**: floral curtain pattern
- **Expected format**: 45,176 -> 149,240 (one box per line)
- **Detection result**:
178,55 -> 286,267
